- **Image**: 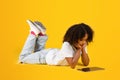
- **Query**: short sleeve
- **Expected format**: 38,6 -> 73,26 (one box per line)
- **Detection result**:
60,42 -> 74,57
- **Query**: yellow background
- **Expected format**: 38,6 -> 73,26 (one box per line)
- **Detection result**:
1,0 -> 120,80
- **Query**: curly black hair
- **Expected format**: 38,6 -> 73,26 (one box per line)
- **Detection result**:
63,23 -> 94,45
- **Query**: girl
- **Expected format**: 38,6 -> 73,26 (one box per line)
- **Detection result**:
19,20 -> 94,69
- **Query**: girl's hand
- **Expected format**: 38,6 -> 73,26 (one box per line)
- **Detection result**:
80,42 -> 87,53
82,42 -> 87,49
74,43 -> 82,50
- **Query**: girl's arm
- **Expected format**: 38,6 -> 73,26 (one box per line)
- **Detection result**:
81,44 -> 90,66
65,49 -> 81,69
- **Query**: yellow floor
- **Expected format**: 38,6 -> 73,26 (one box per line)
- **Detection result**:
1,0 -> 120,80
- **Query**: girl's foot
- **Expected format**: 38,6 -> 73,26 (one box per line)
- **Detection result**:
34,21 -> 46,34
26,20 -> 41,35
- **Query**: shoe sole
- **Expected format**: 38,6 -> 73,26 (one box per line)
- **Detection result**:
34,21 -> 46,34
26,20 -> 40,35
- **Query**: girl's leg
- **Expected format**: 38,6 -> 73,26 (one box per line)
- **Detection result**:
20,34 -> 49,64
19,20 -> 49,64
19,34 -> 37,62
34,21 -> 48,52
34,34 -> 48,52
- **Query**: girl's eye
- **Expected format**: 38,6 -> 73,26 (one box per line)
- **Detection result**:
80,39 -> 83,41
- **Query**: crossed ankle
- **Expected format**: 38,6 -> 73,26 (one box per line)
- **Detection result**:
31,31 -> 36,36
31,31 -> 45,36
39,32 -> 45,36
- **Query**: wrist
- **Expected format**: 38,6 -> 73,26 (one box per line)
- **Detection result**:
82,48 -> 87,54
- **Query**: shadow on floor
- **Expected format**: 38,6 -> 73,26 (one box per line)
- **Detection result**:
77,67 -> 105,72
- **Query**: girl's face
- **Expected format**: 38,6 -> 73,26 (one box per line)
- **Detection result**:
78,34 -> 88,46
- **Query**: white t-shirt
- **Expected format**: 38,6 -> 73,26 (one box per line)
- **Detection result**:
45,42 -> 87,65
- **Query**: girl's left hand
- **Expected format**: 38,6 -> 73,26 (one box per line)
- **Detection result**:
82,42 -> 87,49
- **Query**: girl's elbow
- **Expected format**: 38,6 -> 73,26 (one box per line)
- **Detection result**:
70,65 -> 75,69
83,59 -> 90,66
84,63 -> 89,66
83,62 -> 89,66
69,63 -> 76,69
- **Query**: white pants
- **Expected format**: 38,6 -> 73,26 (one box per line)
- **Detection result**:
19,34 -> 52,64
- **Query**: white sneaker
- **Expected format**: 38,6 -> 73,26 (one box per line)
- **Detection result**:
34,21 -> 46,34
26,20 -> 41,35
